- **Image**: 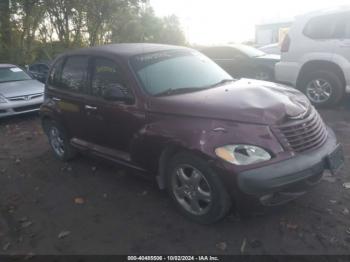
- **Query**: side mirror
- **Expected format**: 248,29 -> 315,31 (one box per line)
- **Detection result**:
103,84 -> 133,103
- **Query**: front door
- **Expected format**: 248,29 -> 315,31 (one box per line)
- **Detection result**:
83,57 -> 145,153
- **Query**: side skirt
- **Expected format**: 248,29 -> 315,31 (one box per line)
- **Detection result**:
70,138 -> 148,173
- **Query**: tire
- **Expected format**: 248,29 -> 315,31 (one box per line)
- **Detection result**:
166,152 -> 231,224
299,70 -> 344,108
43,120 -> 77,161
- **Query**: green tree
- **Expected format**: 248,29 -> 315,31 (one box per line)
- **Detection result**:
11,0 -> 46,64
110,5 -> 186,45
0,0 -> 187,65
86,0 -> 145,46
0,0 -> 12,62
159,15 -> 186,45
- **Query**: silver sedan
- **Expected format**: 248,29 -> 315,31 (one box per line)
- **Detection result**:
0,64 -> 44,118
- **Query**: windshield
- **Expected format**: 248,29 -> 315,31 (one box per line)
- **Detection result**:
235,44 -> 266,57
0,67 -> 32,83
130,50 -> 233,96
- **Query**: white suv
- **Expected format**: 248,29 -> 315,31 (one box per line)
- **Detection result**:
275,7 -> 350,107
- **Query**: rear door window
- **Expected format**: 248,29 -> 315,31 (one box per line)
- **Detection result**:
60,56 -> 89,93
303,14 -> 339,39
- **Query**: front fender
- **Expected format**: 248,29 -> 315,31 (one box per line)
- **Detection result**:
129,113 -> 287,177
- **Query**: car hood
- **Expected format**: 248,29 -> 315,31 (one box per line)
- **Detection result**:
254,54 -> 281,61
147,79 -> 310,125
0,79 -> 44,98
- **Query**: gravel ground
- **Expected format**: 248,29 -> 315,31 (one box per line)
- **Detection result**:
0,106 -> 350,255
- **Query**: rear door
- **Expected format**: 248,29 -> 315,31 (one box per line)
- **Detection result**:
46,55 -> 90,140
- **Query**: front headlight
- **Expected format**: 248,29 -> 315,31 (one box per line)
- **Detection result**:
0,94 -> 7,103
215,145 -> 271,165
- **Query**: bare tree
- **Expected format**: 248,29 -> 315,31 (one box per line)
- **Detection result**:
45,0 -> 74,47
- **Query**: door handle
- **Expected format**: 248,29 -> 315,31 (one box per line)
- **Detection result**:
85,105 -> 97,110
52,97 -> 61,102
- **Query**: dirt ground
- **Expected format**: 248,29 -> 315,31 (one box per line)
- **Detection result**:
1,105 -> 350,256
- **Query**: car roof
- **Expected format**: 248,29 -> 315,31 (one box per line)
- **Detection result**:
62,43 -> 189,58
299,6 -> 350,19
0,64 -> 16,68
202,44 -> 252,50
30,62 -> 50,66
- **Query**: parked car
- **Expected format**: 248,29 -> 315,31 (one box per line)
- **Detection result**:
40,44 -> 343,224
28,62 -> 50,83
259,43 -> 281,55
0,64 -> 44,118
275,7 -> 350,107
200,44 -> 280,81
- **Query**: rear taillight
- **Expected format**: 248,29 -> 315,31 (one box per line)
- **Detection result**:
281,34 -> 291,53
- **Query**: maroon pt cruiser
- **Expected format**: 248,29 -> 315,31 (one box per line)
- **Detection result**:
40,44 -> 344,224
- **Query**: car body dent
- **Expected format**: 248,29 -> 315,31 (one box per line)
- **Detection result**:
133,114 -> 288,170
146,79 -> 309,125
40,44 -> 342,208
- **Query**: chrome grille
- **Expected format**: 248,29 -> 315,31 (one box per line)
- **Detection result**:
274,108 -> 328,153
8,93 -> 43,101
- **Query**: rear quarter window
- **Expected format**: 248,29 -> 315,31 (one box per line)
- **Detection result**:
303,14 -> 339,39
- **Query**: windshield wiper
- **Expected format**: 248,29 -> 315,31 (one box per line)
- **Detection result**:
209,79 -> 235,88
154,79 -> 236,97
0,79 -> 31,84
155,87 -> 210,97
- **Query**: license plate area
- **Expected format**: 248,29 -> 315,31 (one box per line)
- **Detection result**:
326,144 -> 344,175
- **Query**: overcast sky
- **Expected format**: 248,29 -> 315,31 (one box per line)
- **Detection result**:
150,0 -> 350,45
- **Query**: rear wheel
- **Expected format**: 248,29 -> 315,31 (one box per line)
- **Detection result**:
166,152 -> 231,224
43,120 -> 77,161
299,70 -> 344,107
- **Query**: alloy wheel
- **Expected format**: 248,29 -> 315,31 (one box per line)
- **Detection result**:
49,126 -> 65,157
306,79 -> 332,104
171,164 -> 212,216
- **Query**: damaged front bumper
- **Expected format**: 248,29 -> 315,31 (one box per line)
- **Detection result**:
237,127 -> 344,206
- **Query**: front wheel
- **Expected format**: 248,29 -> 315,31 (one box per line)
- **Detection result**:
166,153 -> 231,224
299,71 -> 344,107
